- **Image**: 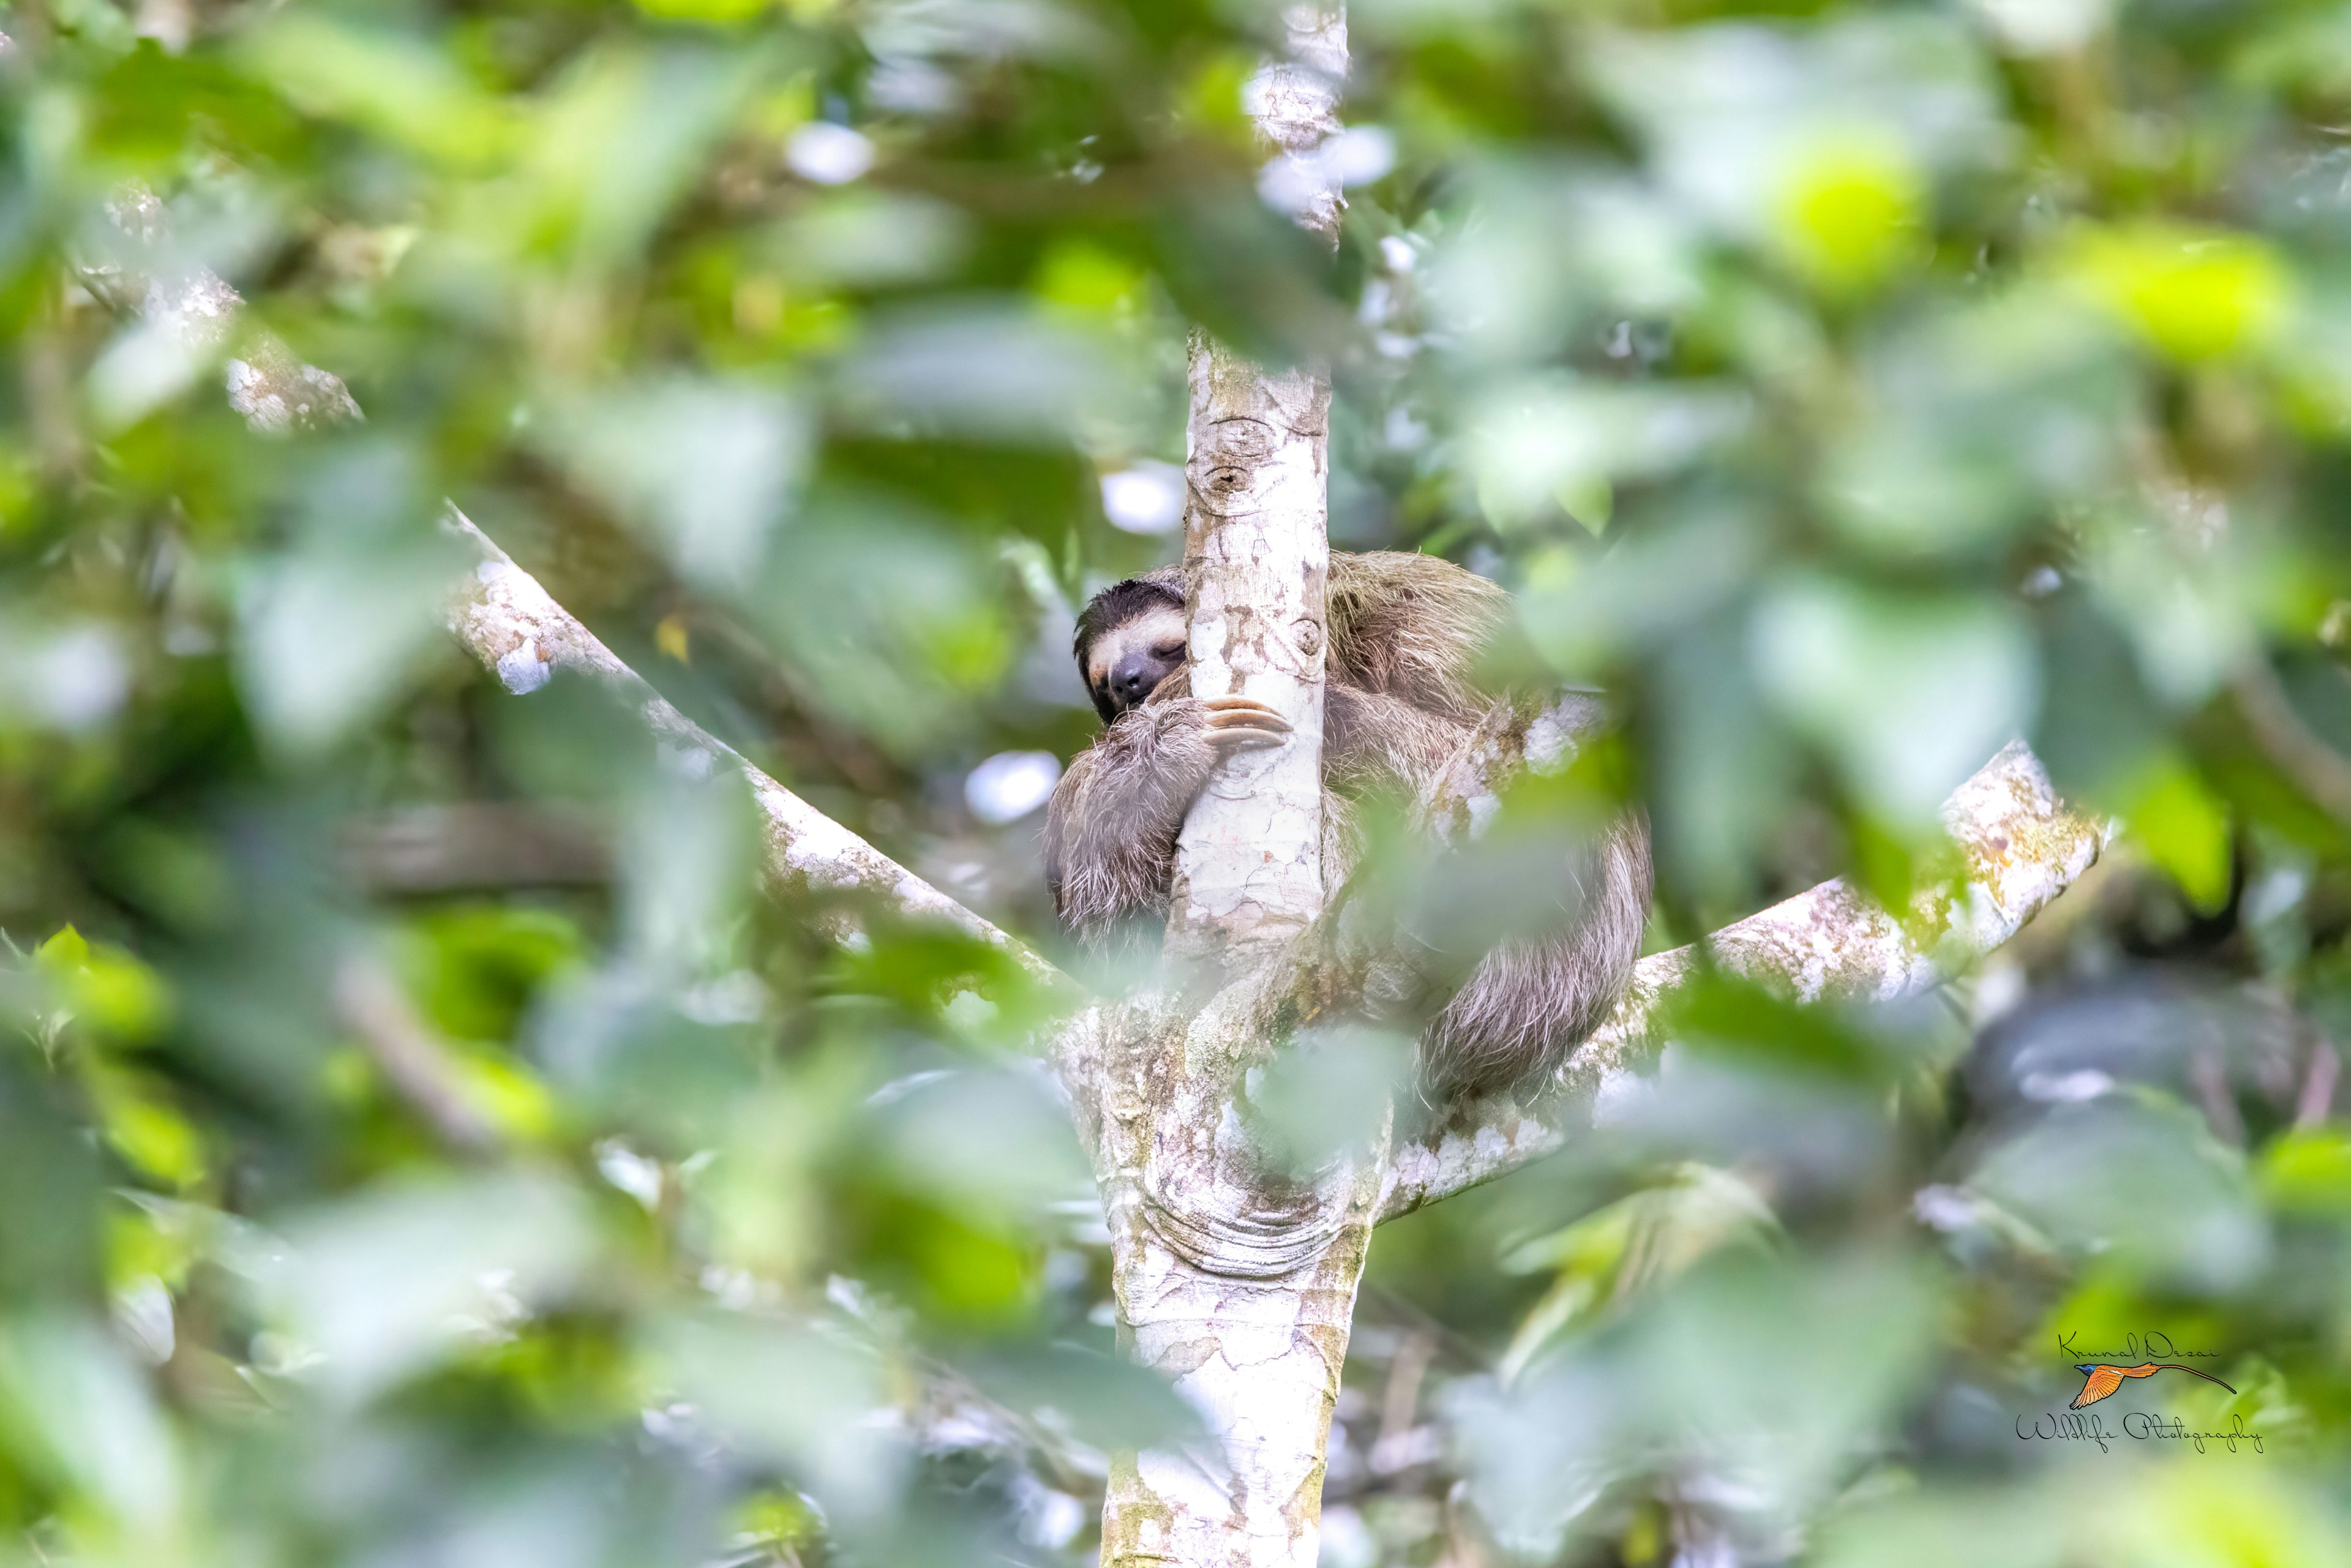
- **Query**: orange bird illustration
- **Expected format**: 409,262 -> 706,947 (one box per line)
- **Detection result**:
2069,1362 -> 2236,1409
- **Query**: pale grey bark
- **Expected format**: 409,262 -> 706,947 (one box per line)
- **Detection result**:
1166,341 -> 1333,959
1069,983 -> 1382,1568
1164,3 -> 1349,963
88,185 -> 362,432
1243,8 -> 1350,242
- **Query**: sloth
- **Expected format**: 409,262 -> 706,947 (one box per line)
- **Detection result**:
1044,550 -> 1652,1100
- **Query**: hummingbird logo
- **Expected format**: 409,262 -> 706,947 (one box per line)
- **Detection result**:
2069,1362 -> 2235,1409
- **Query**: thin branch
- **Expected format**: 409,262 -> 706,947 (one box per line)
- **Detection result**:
2232,658 -> 2351,828
2298,1040 -> 2339,1128
340,802 -> 609,893
1168,337 -> 1332,959
1164,1 -> 1348,963
1378,741 -> 2110,1220
1420,688 -> 1613,844
1245,6 -> 1349,242
332,953 -> 504,1156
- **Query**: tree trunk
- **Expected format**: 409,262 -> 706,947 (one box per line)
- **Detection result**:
1093,311 -> 1362,1568
1166,340 -> 1332,959
1092,10 -> 1368,1563
1090,988 -> 1384,1568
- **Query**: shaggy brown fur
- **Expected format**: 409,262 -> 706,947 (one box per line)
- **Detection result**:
1044,550 -> 1653,1101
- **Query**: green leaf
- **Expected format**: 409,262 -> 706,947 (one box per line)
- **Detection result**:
2126,759 -> 2233,913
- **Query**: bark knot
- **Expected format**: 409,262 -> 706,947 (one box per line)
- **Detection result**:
1201,465 -> 1251,500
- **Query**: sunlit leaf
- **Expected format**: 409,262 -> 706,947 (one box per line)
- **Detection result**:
2124,760 -> 2234,913
1769,134 -> 1924,293
2064,224 -> 2291,364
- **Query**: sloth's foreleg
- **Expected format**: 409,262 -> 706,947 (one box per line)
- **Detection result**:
1044,696 -> 1288,948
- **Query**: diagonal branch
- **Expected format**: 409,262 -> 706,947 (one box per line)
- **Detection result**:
93,192 -> 1061,988
1378,740 -> 2109,1220
448,513 -> 1061,980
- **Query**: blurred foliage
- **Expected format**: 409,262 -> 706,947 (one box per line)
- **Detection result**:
4,0 -> 2351,1563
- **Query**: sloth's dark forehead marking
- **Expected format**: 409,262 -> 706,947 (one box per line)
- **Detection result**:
1075,574 -> 1183,659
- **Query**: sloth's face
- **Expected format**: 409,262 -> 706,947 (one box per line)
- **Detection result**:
1084,602 -> 1187,719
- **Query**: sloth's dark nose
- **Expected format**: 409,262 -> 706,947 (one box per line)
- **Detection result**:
1110,654 -> 1158,708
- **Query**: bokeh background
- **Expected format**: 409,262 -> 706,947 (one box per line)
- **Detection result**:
4,0 -> 2351,1562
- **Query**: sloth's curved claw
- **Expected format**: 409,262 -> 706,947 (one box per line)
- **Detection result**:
1201,695 -> 1291,753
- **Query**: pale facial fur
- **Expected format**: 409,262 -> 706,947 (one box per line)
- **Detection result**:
1084,602 -> 1187,717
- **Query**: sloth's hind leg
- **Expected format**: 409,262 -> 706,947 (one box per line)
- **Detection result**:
1044,699 -> 1221,948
